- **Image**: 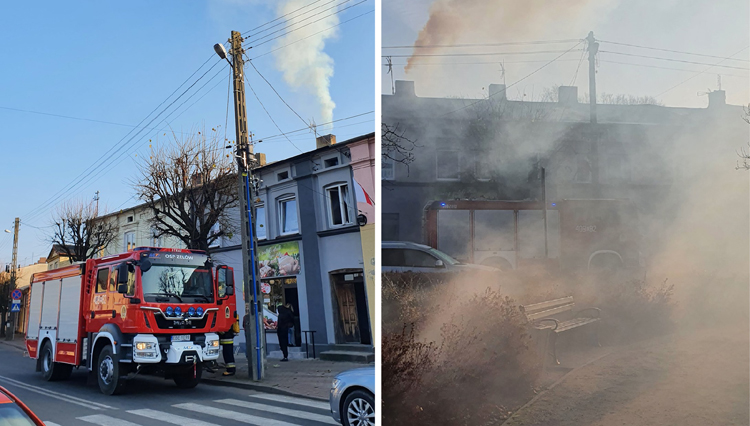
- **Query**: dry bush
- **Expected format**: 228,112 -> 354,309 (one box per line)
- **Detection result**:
382,273 -> 540,425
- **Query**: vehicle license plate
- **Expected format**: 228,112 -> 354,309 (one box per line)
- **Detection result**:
171,335 -> 190,342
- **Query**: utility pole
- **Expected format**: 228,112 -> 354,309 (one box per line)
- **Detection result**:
5,218 -> 19,341
224,31 -> 264,381
541,167 -> 548,259
586,31 -> 599,124
94,191 -> 100,217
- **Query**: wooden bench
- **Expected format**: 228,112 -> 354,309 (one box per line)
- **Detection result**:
520,296 -> 601,365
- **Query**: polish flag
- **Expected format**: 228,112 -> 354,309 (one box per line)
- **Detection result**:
353,177 -> 374,206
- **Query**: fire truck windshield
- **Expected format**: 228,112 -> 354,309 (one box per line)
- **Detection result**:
141,264 -> 214,303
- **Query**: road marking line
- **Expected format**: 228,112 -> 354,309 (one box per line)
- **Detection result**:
127,409 -> 219,426
0,378 -> 98,410
43,422 -> 62,426
216,399 -> 338,425
0,375 -> 114,410
78,414 -> 143,426
174,403 -> 298,426
248,393 -> 330,411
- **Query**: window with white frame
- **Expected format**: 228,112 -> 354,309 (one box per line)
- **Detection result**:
255,205 -> 266,239
278,197 -> 299,235
437,150 -> 460,180
149,228 -> 162,248
326,183 -> 352,227
123,231 -> 135,251
382,156 -> 395,180
474,155 -> 491,181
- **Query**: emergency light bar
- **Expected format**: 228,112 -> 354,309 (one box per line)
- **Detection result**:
132,247 -> 207,255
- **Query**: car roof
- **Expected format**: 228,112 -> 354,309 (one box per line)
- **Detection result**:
381,241 -> 432,250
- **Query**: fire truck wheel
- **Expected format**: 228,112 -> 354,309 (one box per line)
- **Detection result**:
173,362 -> 202,389
39,342 -> 72,381
97,345 -> 125,395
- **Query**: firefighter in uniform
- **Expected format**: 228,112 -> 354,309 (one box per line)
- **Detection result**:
219,312 -> 240,376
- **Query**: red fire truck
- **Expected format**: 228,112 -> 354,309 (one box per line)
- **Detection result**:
424,198 -> 641,272
24,247 -> 237,395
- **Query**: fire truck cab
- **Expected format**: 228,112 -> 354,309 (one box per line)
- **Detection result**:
25,247 -> 237,395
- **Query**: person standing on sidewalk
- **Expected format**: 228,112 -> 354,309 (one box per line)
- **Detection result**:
218,312 -> 240,375
276,303 -> 294,362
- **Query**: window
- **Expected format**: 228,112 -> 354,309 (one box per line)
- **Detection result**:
96,268 -> 108,293
403,250 -> 440,267
123,231 -> 135,251
255,205 -> 267,239
127,216 -> 134,223
324,157 -> 339,168
149,228 -> 162,248
437,150 -> 460,180
382,249 -> 405,267
278,197 -> 299,235
326,184 -> 352,227
277,171 -> 289,181
125,266 -> 136,297
109,267 -> 118,292
382,157 -> 395,180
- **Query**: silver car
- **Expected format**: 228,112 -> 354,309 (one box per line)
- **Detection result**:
330,366 -> 375,426
382,241 -> 501,273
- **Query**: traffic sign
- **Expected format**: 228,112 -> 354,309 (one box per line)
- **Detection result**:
11,289 -> 21,300
10,303 -> 20,313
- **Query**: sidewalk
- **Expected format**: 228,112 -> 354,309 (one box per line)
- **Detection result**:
203,356 -> 369,401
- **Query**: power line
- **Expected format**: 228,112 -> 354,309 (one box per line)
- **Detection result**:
244,80 -> 304,153
437,41 -> 585,118
243,0 -> 341,39
385,49 -> 583,58
242,0 -> 324,35
248,0 -> 368,49
598,40 -> 750,63
244,0 -> 354,46
247,61 -> 310,129
0,106 -> 136,128
383,39 -> 582,49
251,9 -> 373,60
20,56 -> 222,223
23,61 -> 228,224
600,59 -> 748,78
256,111 -> 374,141
656,45 -> 750,98
599,50 -> 749,71
259,118 -> 373,143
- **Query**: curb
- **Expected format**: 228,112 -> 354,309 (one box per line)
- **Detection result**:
500,350 -> 614,426
0,340 -> 25,352
201,378 -> 329,402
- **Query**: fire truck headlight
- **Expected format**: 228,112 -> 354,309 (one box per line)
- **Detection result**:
136,342 -> 156,351
197,307 -> 204,317
175,306 -> 182,316
188,307 -> 196,317
165,306 -> 174,317
209,340 -> 219,347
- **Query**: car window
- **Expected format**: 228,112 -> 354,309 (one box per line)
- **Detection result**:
403,249 -> 439,267
0,404 -> 37,426
382,249 -> 405,267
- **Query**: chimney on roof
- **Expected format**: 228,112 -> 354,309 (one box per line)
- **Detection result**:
395,80 -> 416,97
316,134 -> 336,149
708,90 -> 726,109
489,84 -> 507,101
38,257 -> 46,264
558,86 -> 579,106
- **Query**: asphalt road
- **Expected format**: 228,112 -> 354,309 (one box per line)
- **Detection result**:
0,343 -> 338,426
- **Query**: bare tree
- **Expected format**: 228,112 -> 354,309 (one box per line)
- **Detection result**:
382,122 -> 418,173
50,200 -> 118,262
133,127 -> 238,254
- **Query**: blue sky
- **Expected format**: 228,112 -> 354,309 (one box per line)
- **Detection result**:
0,0 -> 375,266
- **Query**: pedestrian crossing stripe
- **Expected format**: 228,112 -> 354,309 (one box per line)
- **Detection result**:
78,415 -> 142,426
216,398 -> 339,425
174,403 -> 299,426
43,423 -> 62,426
248,393 -> 330,411
127,409 -> 220,426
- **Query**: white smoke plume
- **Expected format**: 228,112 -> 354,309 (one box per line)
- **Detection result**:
273,0 -> 338,126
